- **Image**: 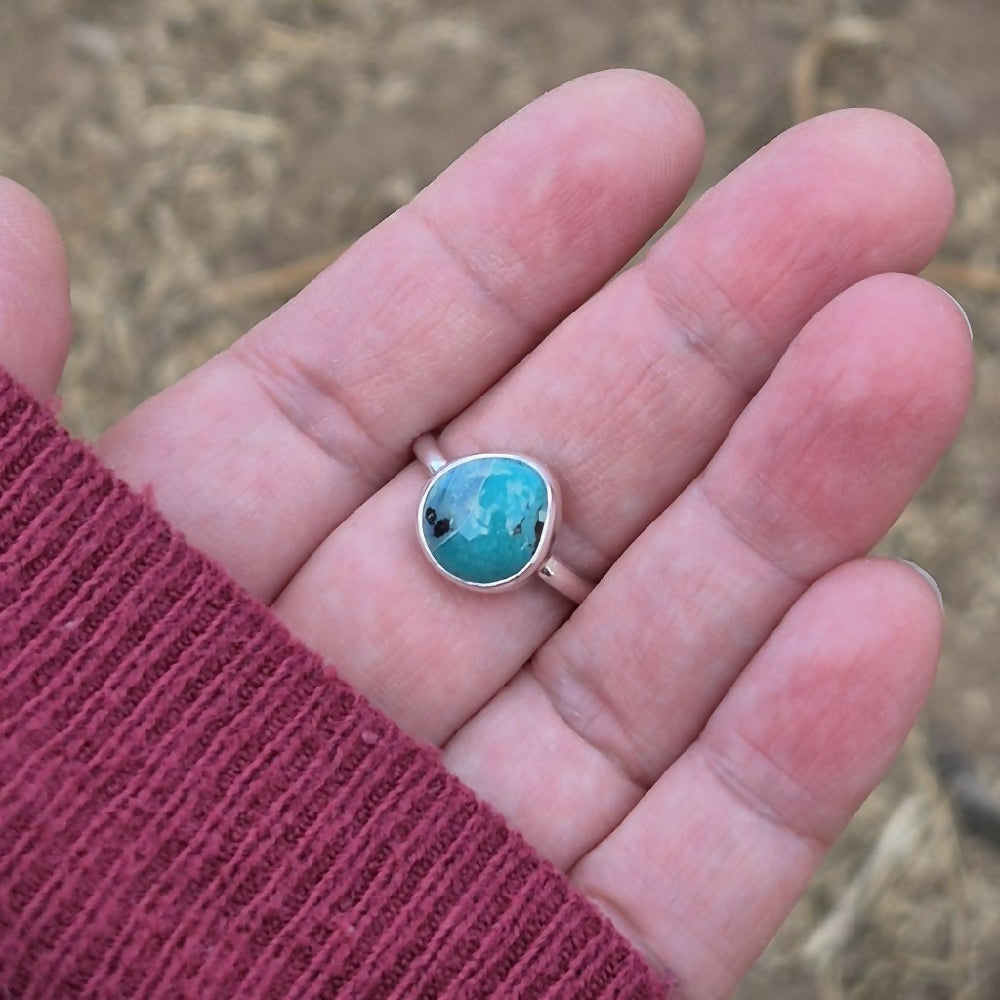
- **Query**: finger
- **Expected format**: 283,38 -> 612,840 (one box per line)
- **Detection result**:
275,111 -> 956,746
442,273 -> 971,867
0,178 -> 71,400
95,70 -> 705,598
569,557 -> 944,1000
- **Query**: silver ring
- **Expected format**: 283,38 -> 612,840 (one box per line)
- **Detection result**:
414,435 -> 594,604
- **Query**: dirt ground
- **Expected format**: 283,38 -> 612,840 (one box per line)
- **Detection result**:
1,0 -> 998,996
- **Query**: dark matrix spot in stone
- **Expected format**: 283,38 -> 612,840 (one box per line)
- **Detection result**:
433,517 -> 450,538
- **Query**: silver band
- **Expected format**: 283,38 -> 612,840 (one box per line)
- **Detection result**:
414,434 -> 595,604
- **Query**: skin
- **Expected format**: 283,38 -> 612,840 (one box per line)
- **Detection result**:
0,71 -> 974,999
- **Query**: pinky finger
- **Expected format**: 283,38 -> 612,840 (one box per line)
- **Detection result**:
570,557 -> 944,1000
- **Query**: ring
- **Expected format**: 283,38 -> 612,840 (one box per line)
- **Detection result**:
414,435 -> 594,604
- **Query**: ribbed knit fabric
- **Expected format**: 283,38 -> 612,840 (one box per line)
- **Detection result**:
0,366 -> 674,999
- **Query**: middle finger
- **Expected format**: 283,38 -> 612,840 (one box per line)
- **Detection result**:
275,108 -> 953,743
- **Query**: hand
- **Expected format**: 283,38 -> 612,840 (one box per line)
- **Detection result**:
3,71 -> 973,999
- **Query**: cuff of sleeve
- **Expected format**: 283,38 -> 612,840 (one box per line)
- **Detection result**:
0,367 -> 674,999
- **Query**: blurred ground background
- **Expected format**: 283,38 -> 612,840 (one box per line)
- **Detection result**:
1,0 -> 998,996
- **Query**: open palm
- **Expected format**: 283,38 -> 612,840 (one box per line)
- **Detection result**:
5,71 -> 973,999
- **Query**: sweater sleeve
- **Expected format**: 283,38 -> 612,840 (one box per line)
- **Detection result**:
0,366 -> 674,999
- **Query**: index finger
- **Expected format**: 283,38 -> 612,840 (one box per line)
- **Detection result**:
96,70 -> 705,599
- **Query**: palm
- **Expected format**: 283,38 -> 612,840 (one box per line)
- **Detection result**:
5,72 -> 972,1000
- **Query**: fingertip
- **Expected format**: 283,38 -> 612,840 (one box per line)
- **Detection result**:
820,271 -> 975,439
568,68 -> 706,150
852,557 -> 945,713
0,176 -> 68,265
800,106 -> 955,228
821,557 -> 944,694
818,106 -> 952,171
0,177 -> 72,401
755,107 -> 955,277
717,556 -> 945,822
525,69 -> 706,197
783,269 -> 975,480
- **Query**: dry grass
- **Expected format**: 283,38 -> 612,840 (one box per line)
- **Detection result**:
1,0 -> 998,996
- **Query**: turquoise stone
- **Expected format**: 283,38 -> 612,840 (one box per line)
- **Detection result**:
421,456 -> 549,585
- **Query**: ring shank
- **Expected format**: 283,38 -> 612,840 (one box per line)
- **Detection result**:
414,434 -> 447,474
414,434 -> 596,604
538,558 -> 594,604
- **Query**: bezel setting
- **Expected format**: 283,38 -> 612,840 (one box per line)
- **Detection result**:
416,452 -> 562,593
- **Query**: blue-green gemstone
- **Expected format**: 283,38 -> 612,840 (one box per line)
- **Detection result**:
421,456 -> 549,585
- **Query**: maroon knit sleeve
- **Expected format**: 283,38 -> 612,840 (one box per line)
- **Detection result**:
0,367 -> 674,999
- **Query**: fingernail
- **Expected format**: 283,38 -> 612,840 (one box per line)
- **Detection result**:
943,289 -> 973,341
895,558 -> 943,609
